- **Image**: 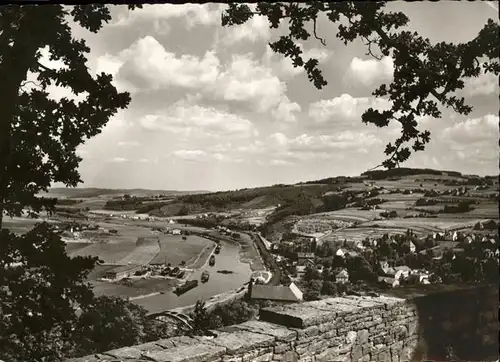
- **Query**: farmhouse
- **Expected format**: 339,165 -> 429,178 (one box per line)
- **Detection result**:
249,280 -> 303,302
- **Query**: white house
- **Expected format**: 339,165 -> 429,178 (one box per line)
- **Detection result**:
171,229 -> 181,235
393,265 -> 412,279
335,249 -> 346,258
335,269 -> 349,284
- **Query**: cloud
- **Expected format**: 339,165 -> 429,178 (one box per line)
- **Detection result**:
286,132 -> 382,153
345,56 -> 394,87
441,114 -> 498,146
462,70 -> 499,96
106,40 -> 297,123
216,14 -> 271,46
240,131 -> 383,165
137,103 -> 256,139
308,94 -> 392,128
106,36 -> 220,92
172,149 -> 242,163
272,98 -> 301,123
117,141 -> 140,147
212,53 -> 285,112
261,44 -> 333,80
110,157 -> 128,163
111,4 -> 224,29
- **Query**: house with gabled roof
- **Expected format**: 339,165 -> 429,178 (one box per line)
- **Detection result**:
335,268 -> 349,284
249,280 -> 303,302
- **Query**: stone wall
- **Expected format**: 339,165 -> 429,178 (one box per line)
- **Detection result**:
67,286 -> 498,362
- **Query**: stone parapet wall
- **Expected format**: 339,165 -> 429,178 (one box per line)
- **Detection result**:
67,286 -> 498,362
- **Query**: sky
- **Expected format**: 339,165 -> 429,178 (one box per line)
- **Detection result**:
43,2 -> 499,191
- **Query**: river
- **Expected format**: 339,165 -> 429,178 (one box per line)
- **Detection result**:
132,239 -> 253,313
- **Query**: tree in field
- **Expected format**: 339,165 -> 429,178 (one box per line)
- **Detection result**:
0,4 -> 140,226
222,2 -> 499,169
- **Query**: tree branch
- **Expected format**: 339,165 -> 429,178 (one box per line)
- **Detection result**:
37,61 -> 55,73
313,17 -> 326,46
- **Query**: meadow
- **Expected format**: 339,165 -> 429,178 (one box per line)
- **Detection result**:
150,234 -> 212,266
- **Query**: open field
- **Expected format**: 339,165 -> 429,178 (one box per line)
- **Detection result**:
68,242 -> 138,263
150,234 -> 212,266
2,217 -> 56,234
64,242 -> 92,254
323,227 -> 408,243
82,222 -> 155,243
373,193 -> 424,201
117,237 -> 160,265
309,208 -> 385,223
359,218 -> 484,233
378,201 -> 415,212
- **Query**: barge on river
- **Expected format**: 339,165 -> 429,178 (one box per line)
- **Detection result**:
209,254 -> 215,266
174,280 -> 198,296
201,270 -> 210,283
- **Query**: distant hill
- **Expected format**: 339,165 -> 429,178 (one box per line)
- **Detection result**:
41,188 -> 208,199
361,167 -> 463,180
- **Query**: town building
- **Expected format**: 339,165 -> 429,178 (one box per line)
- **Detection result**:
249,280 -> 303,302
103,265 -> 141,281
335,269 -> 349,284
296,252 -> 315,264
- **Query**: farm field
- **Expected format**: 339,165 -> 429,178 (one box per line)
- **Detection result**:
323,227 -> 408,243
64,242 -> 92,253
359,218 -> 484,233
149,234 -> 213,266
68,242 -> 137,264
3,216 -> 56,234
379,201 -> 415,212
310,208 -> 385,223
118,237 -> 160,265
373,193 -> 424,201
84,221 -> 155,243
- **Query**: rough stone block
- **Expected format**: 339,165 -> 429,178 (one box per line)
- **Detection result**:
274,342 -> 292,354
64,356 -> 102,362
135,341 -> 168,352
155,336 -> 201,349
259,304 -> 337,328
234,320 -> 298,342
245,351 -> 273,362
209,330 -> 275,354
103,346 -> 146,359
143,342 -> 226,362
291,324 -> 321,339
239,347 -> 273,362
372,295 -> 405,310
